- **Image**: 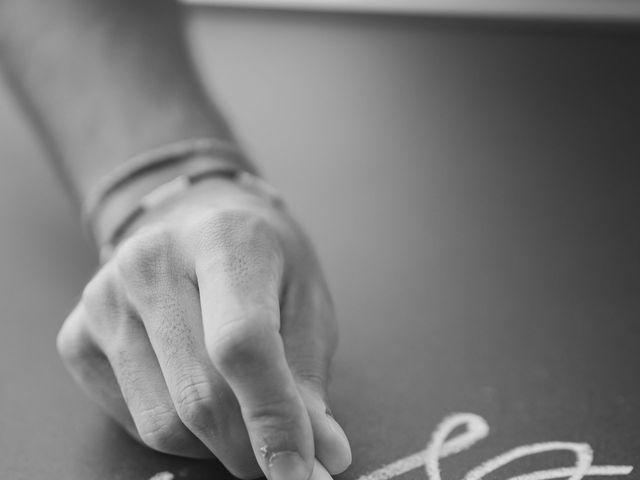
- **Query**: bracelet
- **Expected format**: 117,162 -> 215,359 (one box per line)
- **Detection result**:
81,138 -> 283,261
83,138 -> 246,231
98,168 -> 284,263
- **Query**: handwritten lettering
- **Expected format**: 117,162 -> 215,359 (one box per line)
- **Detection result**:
355,413 -> 632,480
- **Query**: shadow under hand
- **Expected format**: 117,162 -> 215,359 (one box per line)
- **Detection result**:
75,414 -> 242,480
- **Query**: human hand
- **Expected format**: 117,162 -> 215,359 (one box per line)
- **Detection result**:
56,177 -> 351,480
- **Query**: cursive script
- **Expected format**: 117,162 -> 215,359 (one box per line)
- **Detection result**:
355,413 -> 633,480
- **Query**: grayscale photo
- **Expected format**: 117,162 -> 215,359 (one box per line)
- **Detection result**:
1,1 -> 639,479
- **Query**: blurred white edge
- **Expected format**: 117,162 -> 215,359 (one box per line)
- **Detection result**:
182,0 -> 640,22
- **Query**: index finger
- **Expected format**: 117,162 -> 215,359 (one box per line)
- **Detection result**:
196,222 -> 314,480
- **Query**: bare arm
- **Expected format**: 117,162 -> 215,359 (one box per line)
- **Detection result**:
0,1 -> 351,478
0,0 -> 244,199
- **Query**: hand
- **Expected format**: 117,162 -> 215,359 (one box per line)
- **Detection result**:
56,177 -> 351,480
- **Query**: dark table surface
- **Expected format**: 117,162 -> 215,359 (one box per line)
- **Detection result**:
2,8 -> 640,480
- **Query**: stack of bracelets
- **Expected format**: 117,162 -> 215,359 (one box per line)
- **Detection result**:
82,138 -> 284,263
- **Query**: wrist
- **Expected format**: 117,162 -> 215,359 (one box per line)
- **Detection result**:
83,140 -> 282,262
90,160 -> 222,250
83,138 -> 252,256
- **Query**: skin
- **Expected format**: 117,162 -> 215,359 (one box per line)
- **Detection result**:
0,0 -> 352,479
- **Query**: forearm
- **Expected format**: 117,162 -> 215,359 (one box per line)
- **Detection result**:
0,0 -> 250,203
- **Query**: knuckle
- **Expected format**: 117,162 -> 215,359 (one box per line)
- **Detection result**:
79,268 -> 135,337
174,377 -> 220,433
196,210 -> 283,268
244,396 -> 300,431
56,319 -> 88,367
81,269 -> 119,314
209,321 -> 272,374
136,407 -> 186,453
114,226 -> 174,288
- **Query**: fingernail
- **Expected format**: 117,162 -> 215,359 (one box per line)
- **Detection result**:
267,451 -> 309,480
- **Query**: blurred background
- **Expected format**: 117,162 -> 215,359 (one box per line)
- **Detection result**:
184,0 -> 640,22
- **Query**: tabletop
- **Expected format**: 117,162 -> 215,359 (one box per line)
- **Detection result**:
1,8 -> 640,480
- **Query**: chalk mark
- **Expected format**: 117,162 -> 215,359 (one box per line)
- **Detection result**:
355,413 -> 633,480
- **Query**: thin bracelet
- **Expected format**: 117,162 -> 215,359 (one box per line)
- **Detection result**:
98,167 -> 284,262
82,138 -> 251,247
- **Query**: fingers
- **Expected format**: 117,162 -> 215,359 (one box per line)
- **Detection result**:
310,459 -> 334,480
196,214 -> 314,480
61,263 -> 210,459
116,238 -> 259,478
298,382 -> 351,475
57,304 -> 137,438
281,278 -> 352,475
59,211 -> 353,479
102,312 -> 212,458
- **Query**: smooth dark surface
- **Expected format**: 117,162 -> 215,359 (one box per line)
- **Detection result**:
2,9 -> 640,480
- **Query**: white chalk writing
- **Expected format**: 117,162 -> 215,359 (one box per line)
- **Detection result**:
148,472 -> 174,480
355,413 -> 633,480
